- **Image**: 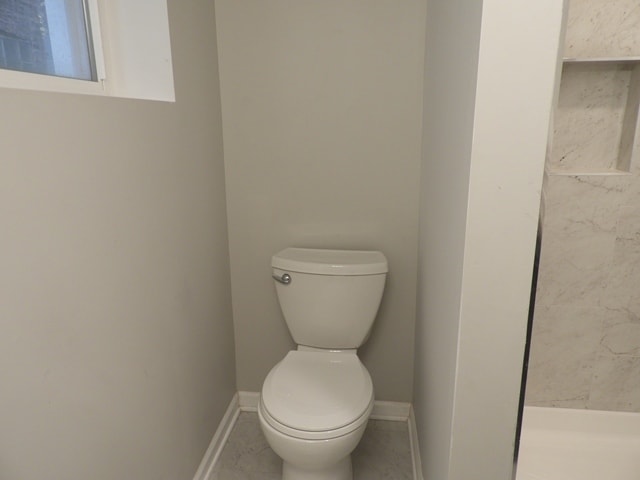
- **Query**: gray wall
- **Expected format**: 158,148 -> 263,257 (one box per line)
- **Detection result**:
215,0 -> 426,402
0,1 -> 236,479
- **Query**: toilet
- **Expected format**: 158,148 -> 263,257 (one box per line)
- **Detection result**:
258,247 -> 388,480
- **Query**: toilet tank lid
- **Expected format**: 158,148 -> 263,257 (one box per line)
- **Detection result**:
272,248 -> 388,275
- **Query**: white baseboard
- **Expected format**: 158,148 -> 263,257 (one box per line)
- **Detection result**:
194,391 -> 419,480
192,393 -> 240,480
371,400 -> 411,421
238,390 -> 260,411
239,391 -> 411,421
408,405 -> 424,480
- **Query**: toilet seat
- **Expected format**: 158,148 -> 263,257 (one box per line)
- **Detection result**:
260,350 -> 374,440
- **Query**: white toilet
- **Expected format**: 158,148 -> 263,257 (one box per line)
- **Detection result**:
258,247 -> 388,480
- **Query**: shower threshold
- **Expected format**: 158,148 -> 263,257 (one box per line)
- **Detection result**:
515,406 -> 640,480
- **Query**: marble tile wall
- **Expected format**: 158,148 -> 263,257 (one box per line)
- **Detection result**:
525,0 -> 640,412
527,174 -> 640,411
564,0 -> 640,59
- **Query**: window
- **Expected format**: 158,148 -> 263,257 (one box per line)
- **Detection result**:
0,0 -> 174,101
0,0 -> 101,81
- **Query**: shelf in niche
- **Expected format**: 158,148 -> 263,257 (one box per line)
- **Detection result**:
548,59 -> 640,176
546,169 -> 632,177
563,56 -> 640,64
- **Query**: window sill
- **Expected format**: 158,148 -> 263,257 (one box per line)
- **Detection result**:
0,69 -> 106,97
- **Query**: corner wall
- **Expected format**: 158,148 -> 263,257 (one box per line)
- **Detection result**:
413,1 -> 483,478
414,0 -> 565,478
0,1 -> 236,479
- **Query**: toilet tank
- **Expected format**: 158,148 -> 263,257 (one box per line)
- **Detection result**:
271,248 -> 388,349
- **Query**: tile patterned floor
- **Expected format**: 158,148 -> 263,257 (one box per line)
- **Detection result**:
211,412 -> 414,480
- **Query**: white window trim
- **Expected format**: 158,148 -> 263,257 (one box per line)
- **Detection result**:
86,0 -> 106,82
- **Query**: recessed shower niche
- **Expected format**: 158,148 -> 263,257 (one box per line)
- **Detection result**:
549,58 -> 640,175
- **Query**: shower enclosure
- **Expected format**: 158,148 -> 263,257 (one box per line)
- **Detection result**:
517,1 -> 640,478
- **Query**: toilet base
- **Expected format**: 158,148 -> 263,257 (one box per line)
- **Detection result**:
282,455 -> 352,480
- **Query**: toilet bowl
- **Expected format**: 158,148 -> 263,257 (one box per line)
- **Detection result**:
259,350 -> 374,480
260,248 -> 388,480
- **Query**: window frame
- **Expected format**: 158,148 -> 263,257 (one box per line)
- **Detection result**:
0,0 -> 106,95
84,0 -> 106,83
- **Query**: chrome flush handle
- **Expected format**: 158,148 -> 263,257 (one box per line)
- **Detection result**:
272,273 -> 292,285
